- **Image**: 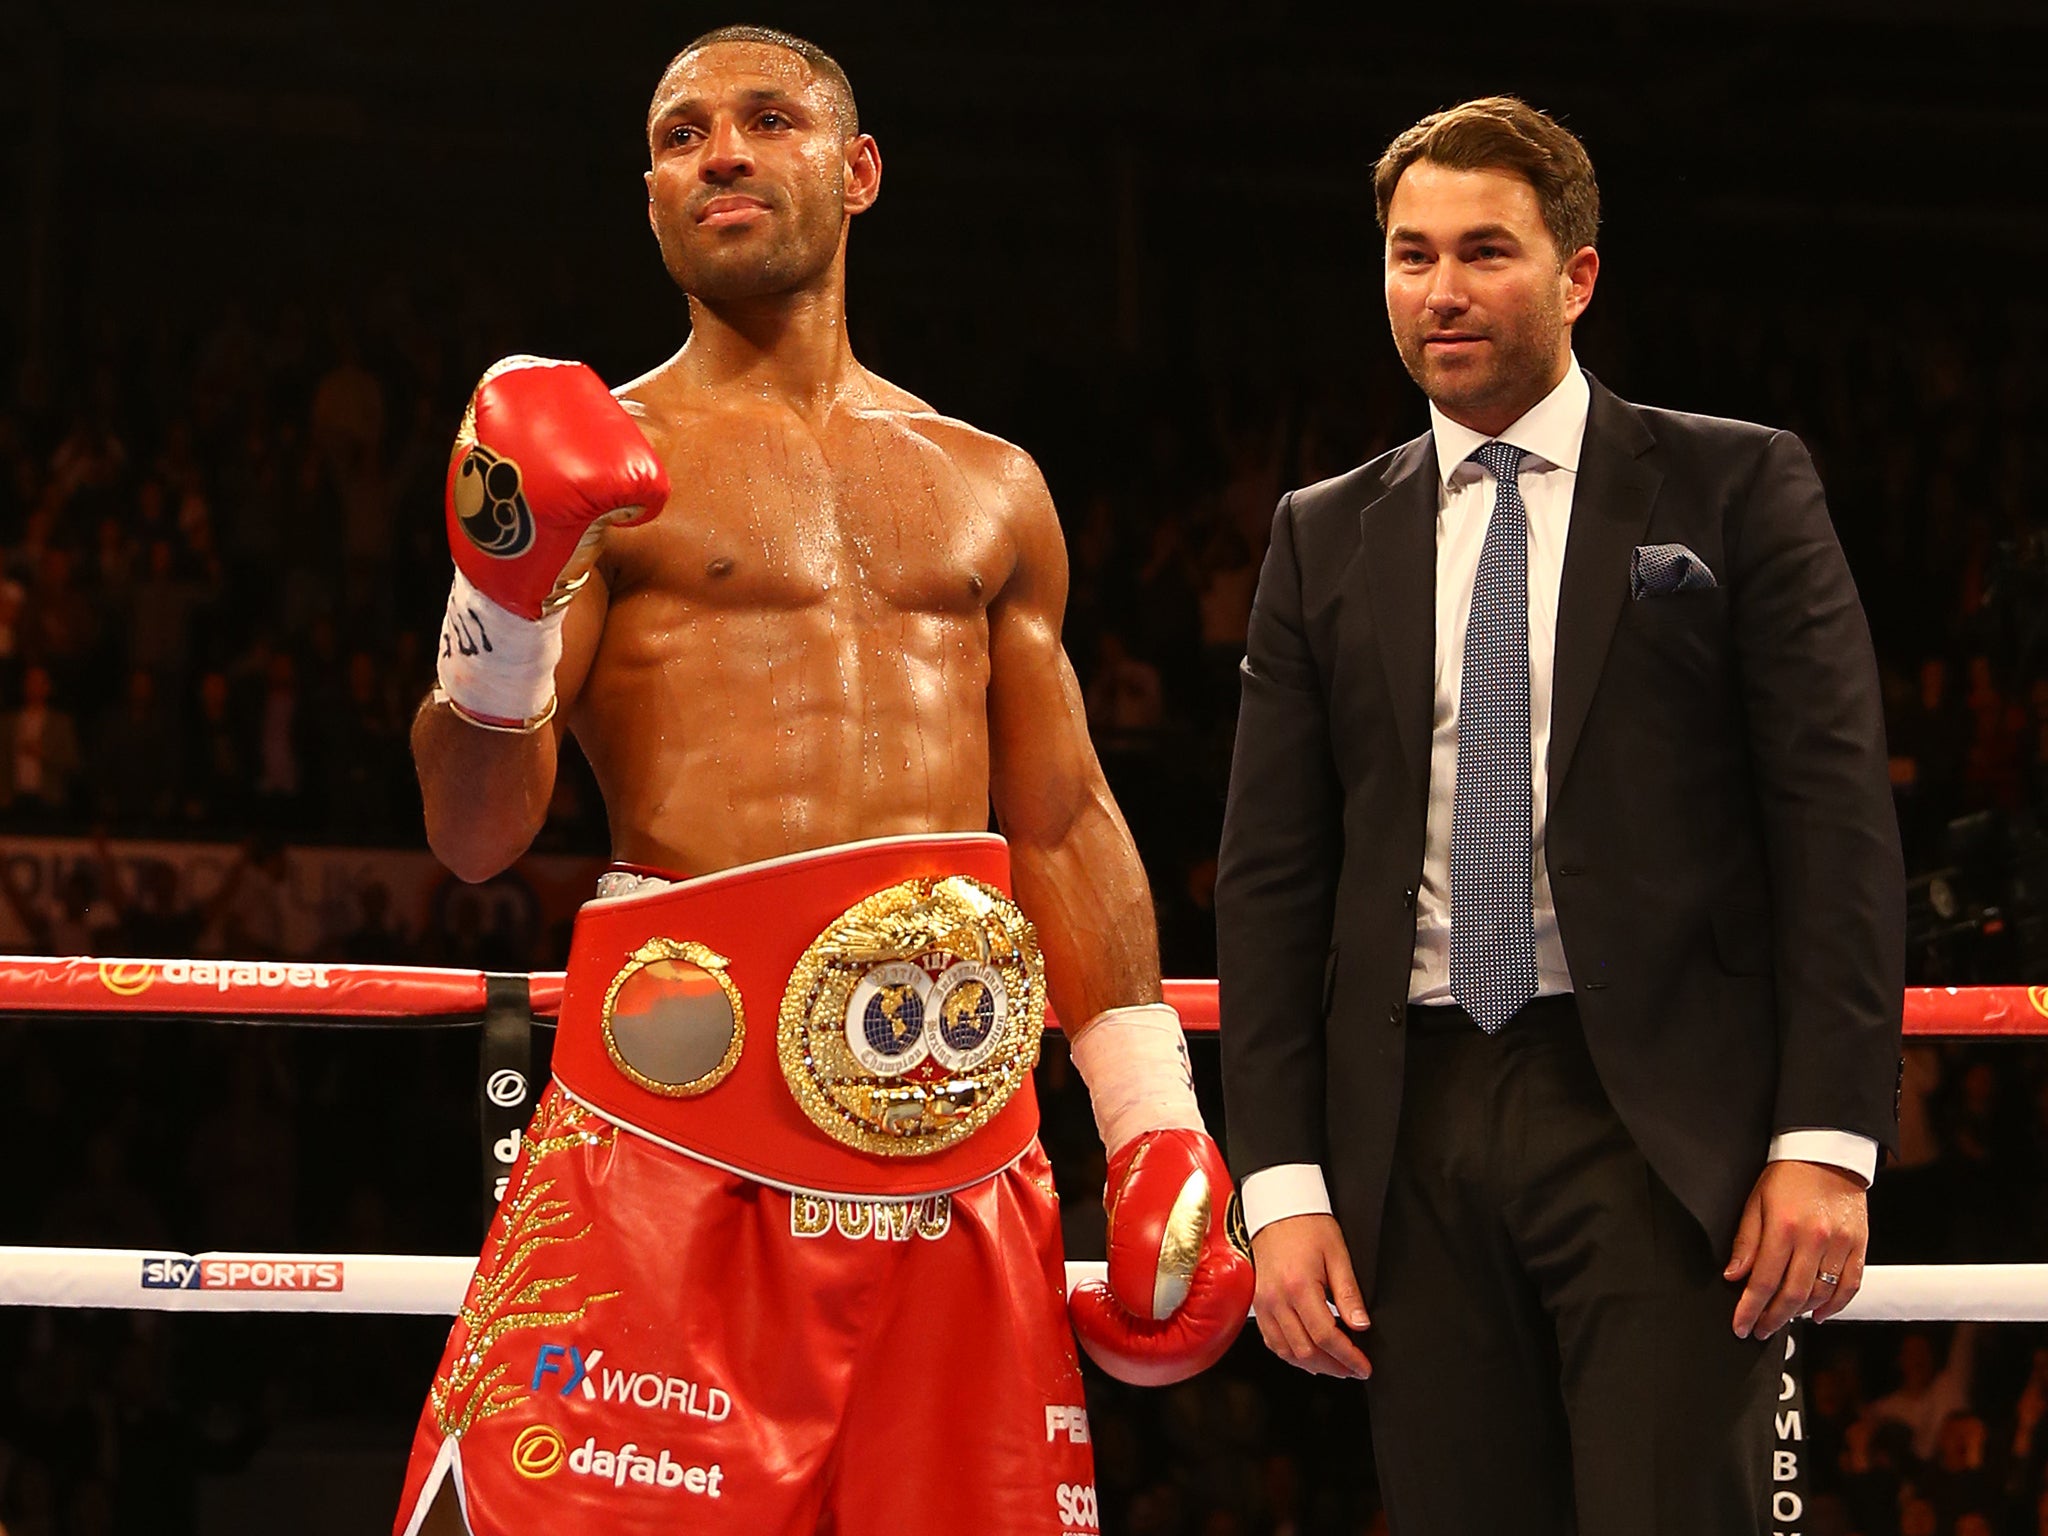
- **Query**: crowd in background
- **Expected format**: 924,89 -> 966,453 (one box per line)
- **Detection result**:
1,255 -> 2047,1534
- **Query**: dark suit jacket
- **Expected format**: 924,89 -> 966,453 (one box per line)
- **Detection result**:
1215,376 -> 1905,1296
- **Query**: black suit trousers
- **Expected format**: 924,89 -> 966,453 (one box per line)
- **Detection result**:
1365,999 -> 1781,1536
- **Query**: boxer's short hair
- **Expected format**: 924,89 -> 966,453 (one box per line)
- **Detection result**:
1373,96 -> 1599,260
671,25 -> 859,140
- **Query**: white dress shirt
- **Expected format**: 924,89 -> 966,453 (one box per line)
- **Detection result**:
1240,361 -> 1876,1239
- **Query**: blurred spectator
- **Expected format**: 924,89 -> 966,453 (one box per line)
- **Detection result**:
319,649 -> 407,839
0,667 -> 80,823
187,1044 -> 298,1249
2010,1347 -> 2048,1475
213,837 -> 295,959
1195,523 -> 1256,725
310,317 -> 386,473
17,549 -> 96,699
1087,631 -> 1165,743
177,671 -> 245,830
2030,677 -> 2048,803
1159,855 -> 1220,979
103,854 -> 214,957
0,856 -> 121,956
45,412 -> 126,518
92,515 -> 137,621
126,539 -> 207,687
1893,659 -> 1969,844
1132,518 -> 1202,713
1961,656 -> 2025,811
1871,1327 -> 1980,1462
90,669 -> 178,827
334,881 -> 413,964
1925,1411 -> 1995,1530
0,546 -> 26,691
248,651 -> 309,828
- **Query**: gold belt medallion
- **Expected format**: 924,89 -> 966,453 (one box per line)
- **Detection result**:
779,874 -> 1044,1156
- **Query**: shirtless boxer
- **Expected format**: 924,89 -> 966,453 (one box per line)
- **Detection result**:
394,26 -> 1251,1536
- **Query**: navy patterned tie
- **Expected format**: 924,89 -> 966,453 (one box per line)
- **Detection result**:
1449,441 -> 1538,1033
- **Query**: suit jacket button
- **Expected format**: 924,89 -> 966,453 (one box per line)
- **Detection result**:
1402,887 -> 1416,908
1387,1004 -> 1402,1026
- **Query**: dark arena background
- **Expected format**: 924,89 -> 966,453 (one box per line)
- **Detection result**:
1,1 -> 2046,1532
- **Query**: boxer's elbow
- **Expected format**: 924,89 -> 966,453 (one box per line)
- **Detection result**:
426,818 -> 532,885
412,702 -> 552,881
418,769 -> 546,881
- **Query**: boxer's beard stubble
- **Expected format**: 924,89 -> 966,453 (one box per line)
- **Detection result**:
658,179 -> 845,303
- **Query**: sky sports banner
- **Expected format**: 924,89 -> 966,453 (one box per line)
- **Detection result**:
0,1246 -> 473,1313
0,1245 -> 1115,1315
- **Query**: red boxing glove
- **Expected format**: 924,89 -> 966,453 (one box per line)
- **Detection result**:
445,356 -> 668,621
1069,1128 -> 1254,1387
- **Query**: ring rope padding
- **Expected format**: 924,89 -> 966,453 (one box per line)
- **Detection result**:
0,1245 -> 2036,1323
0,957 -> 2045,1037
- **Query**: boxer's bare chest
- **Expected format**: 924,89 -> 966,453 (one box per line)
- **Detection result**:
578,396 -> 1017,867
603,404 -> 1013,627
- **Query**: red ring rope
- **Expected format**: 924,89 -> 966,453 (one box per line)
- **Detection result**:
0,957 -> 2039,1037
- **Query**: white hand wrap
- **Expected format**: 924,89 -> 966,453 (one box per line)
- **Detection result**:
436,568 -> 565,730
1067,1002 -> 1207,1156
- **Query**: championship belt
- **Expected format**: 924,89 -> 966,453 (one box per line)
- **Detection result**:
549,835 -> 1045,1198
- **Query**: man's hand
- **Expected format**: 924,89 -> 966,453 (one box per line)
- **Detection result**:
1725,1159 -> 1869,1337
1250,1214 -> 1371,1379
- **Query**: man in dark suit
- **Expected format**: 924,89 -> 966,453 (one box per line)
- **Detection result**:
1216,96 -> 1903,1534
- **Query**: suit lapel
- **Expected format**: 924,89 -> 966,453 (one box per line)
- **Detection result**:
1351,436 -> 1439,795
1548,380 -> 1661,798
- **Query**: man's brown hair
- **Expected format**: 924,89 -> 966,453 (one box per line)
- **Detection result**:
1373,96 -> 1598,260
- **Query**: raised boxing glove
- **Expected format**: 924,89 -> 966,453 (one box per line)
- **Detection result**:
436,356 -> 668,730
1065,1004 -> 1254,1387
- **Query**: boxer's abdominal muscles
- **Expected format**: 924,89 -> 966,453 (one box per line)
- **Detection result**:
583,593 -> 991,877
694,623 -> 741,821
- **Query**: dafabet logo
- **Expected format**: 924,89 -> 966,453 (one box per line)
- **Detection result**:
511,1425 -> 566,1479
506,1425 -> 721,1496
99,961 -> 153,997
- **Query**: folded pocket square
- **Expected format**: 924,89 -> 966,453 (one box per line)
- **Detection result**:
1631,543 -> 1718,599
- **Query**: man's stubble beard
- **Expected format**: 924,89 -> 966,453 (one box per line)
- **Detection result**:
1396,283 -> 1569,425
659,179 -> 847,305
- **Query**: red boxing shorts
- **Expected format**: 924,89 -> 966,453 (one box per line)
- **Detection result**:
395,836 -> 1100,1536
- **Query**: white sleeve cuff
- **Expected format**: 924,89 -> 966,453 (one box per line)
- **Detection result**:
1769,1130 -> 1878,1187
1239,1163 -> 1333,1239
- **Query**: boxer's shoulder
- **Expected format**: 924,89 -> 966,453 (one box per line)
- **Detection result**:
863,379 -> 1050,521
600,371 -> 687,485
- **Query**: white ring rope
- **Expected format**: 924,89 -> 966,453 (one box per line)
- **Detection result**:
0,1245 -> 2035,1323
